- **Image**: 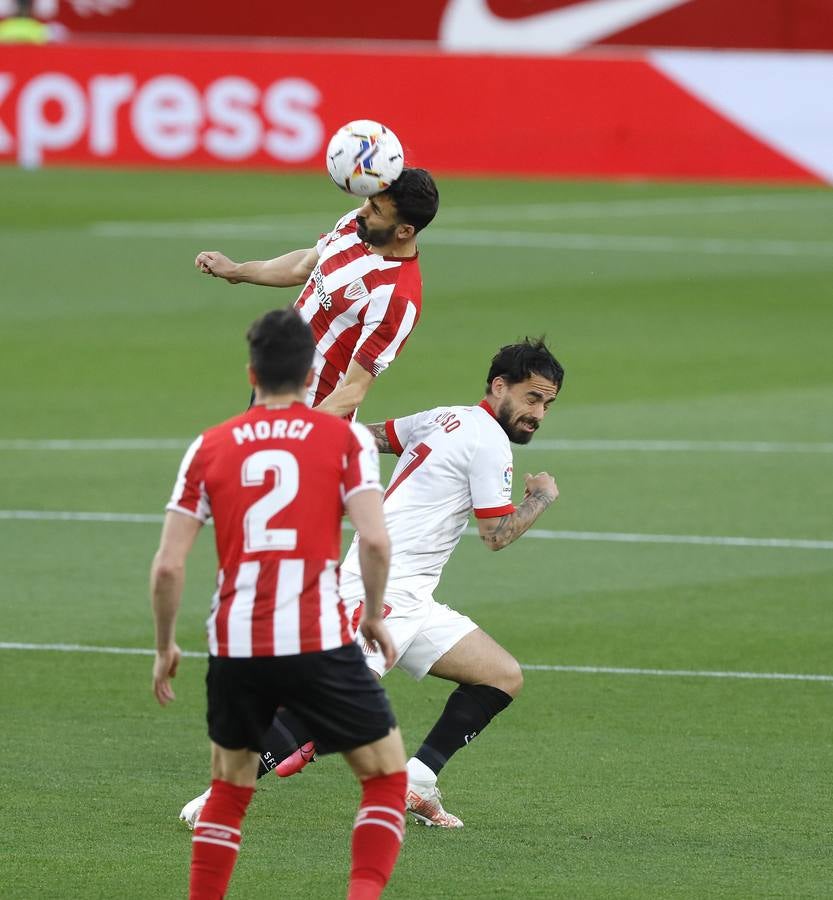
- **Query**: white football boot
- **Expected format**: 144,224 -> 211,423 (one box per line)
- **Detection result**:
178,787 -> 211,830
406,781 -> 464,829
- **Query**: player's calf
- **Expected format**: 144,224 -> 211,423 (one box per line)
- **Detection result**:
414,682 -> 515,776
405,682 -> 515,827
349,771 -> 407,898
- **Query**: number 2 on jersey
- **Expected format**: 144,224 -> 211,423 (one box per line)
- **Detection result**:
385,442 -> 432,500
242,450 -> 299,552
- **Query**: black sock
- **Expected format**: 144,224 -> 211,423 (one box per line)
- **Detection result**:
414,684 -> 513,776
257,708 -> 315,779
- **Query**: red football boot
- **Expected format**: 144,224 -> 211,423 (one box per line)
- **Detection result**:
275,741 -> 317,777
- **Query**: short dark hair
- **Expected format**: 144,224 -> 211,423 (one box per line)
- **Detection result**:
246,307 -> 315,393
485,337 -> 564,394
384,167 -> 439,233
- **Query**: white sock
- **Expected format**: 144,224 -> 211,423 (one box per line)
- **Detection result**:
407,757 -> 437,785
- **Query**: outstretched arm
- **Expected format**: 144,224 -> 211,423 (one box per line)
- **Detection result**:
477,472 -> 558,551
195,247 -> 319,287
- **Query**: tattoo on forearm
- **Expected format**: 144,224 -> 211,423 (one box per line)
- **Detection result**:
366,422 -> 394,453
479,489 -> 554,549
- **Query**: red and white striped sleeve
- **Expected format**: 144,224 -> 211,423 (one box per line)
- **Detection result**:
315,208 -> 360,253
342,423 -> 383,501
166,435 -> 211,522
353,292 -> 419,378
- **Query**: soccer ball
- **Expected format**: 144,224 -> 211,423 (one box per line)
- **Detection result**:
325,120 -> 405,197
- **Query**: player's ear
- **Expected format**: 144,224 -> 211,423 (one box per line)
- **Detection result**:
246,364 -> 257,387
490,376 -> 507,398
396,223 -> 415,241
304,368 -> 315,389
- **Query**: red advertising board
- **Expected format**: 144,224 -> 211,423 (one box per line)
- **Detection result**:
0,41 -> 822,182
12,0 -> 833,52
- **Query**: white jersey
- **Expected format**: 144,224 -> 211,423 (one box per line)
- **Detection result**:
341,400 -> 515,598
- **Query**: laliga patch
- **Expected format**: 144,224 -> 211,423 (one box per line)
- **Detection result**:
344,277 -> 370,301
501,463 -> 513,498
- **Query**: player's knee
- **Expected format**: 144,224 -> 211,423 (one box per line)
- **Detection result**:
495,656 -> 523,698
347,728 -> 406,779
378,731 -> 407,773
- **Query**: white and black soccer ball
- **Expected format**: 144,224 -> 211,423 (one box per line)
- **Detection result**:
325,120 -> 405,197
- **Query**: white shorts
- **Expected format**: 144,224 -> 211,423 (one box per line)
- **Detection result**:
341,581 -> 478,681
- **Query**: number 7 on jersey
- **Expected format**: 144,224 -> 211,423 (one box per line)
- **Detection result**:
384,442 -> 432,500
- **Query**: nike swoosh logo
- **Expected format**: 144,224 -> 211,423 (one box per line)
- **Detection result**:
440,0 -> 692,54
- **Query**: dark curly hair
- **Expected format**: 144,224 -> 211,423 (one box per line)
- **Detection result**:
384,167 -> 439,233
485,338 -> 564,394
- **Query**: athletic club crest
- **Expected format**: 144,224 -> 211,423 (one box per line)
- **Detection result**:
344,278 -> 369,302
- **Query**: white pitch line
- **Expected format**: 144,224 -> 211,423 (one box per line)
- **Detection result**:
0,510 -> 165,523
88,220 -> 833,257
3,437 -> 833,454
2,509 -> 831,550
90,220 -> 312,239
0,438 -> 189,451
420,229 -> 833,257
532,438 -> 833,454
87,191 -> 833,238
515,528 -> 833,551
1,641 -> 830,683
521,664 -> 833,683
0,641 -> 203,659
438,192 -> 833,222
0,641 -> 202,657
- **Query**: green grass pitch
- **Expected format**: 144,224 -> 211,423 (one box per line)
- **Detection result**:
1,166 -> 832,898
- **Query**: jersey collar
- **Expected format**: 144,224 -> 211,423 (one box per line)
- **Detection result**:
253,400 -> 306,411
478,399 -> 498,420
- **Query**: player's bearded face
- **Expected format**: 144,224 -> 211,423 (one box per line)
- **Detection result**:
496,398 -> 540,445
494,375 -> 558,445
356,215 -> 397,247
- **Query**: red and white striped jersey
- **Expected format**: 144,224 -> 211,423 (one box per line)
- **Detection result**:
166,402 -> 382,658
295,209 -> 422,414
341,400 -> 516,598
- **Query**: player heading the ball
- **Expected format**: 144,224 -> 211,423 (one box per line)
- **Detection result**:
195,160 -> 438,422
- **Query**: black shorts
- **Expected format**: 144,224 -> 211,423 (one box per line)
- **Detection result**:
206,643 -> 396,755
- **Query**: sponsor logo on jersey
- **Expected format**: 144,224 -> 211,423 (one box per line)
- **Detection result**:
313,266 -> 332,310
502,463 -> 513,497
344,277 -> 370,301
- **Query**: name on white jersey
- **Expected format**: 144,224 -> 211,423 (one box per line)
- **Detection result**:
433,410 -> 462,433
233,419 -> 315,445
